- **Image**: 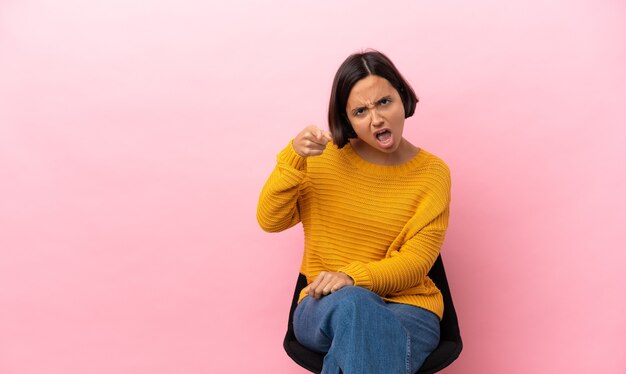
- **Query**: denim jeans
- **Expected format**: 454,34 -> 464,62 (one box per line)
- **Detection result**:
293,286 -> 440,374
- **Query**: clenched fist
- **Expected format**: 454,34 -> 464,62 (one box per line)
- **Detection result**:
293,125 -> 333,157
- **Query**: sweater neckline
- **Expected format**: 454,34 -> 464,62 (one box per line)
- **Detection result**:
341,143 -> 428,176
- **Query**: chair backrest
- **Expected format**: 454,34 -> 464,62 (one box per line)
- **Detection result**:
418,255 -> 463,373
428,255 -> 461,344
283,254 -> 462,374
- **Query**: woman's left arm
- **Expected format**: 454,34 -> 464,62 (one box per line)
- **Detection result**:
338,164 -> 451,297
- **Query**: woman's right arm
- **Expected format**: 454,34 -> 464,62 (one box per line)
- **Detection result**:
256,126 -> 332,233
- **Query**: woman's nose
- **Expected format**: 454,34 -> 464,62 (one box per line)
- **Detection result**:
370,109 -> 384,126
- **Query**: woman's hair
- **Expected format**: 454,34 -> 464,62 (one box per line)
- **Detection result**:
328,50 -> 418,148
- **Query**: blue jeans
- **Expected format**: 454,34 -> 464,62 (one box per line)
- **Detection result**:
293,286 -> 440,374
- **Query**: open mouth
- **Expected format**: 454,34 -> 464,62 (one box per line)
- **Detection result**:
375,129 -> 392,143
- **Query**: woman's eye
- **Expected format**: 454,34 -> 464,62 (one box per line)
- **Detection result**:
380,98 -> 390,105
355,108 -> 365,116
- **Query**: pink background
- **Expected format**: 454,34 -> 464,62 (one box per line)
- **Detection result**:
1,1 -> 625,373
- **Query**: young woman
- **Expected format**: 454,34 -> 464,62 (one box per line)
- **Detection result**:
257,50 -> 451,374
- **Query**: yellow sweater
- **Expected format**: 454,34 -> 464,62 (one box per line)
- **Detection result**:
257,141 -> 450,320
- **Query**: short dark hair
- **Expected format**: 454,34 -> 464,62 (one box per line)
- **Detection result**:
328,50 -> 418,148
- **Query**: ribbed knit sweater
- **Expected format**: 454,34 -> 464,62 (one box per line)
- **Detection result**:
257,140 -> 451,320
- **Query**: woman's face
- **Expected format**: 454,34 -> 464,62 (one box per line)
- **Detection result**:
345,75 -> 406,157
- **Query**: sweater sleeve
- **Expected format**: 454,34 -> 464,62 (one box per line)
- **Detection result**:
338,162 -> 451,296
256,141 -> 308,233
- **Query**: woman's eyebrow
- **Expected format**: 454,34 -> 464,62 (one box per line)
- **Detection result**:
349,95 -> 392,109
349,105 -> 365,115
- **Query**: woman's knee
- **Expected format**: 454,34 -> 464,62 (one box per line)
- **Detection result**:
334,286 -> 380,303
327,286 -> 384,318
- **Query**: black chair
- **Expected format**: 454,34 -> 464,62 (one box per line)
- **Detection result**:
283,255 -> 462,373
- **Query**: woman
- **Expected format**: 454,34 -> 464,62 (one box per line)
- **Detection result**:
257,50 -> 450,374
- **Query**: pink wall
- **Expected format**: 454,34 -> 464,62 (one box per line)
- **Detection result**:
1,1 -> 625,373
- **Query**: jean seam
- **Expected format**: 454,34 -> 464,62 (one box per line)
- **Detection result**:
405,331 -> 411,374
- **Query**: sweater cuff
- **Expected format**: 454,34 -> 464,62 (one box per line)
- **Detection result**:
338,262 -> 372,289
277,140 -> 307,171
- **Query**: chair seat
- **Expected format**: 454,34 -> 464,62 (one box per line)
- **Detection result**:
284,339 -> 324,372
419,340 -> 463,374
